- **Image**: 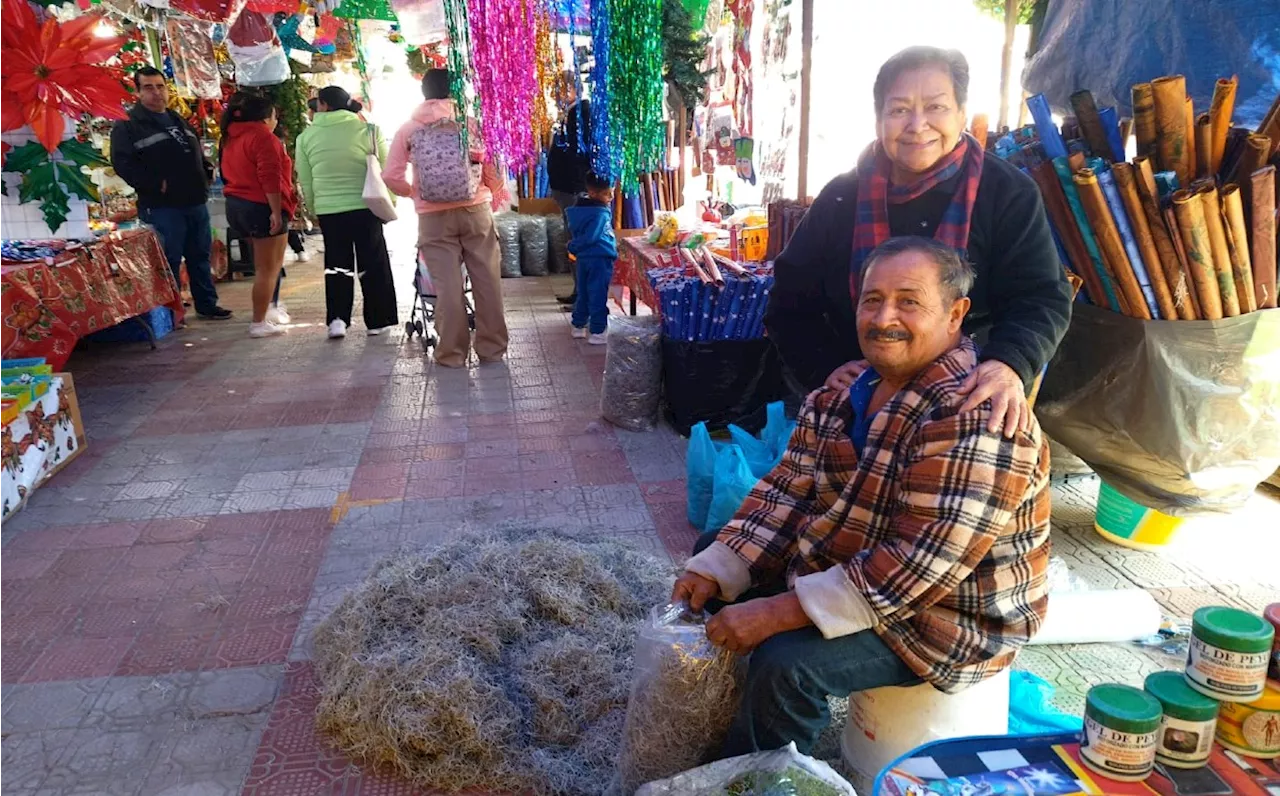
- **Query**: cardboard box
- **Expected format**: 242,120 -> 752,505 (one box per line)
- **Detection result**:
518,198 -> 562,217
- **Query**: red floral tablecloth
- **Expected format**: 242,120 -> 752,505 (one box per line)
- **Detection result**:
2,229 -> 184,369
613,237 -> 664,315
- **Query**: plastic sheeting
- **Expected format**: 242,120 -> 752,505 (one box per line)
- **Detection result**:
1023,0 -> 1280,128
517,215 -> 549,276
1036,304 -> 1280,515
662,338 -> 786,436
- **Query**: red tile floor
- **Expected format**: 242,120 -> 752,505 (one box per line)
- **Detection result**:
1,225 -> 694,795
4,223 -> 1278,795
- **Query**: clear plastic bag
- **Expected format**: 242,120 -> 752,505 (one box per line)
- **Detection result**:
634,741 -> 856,796
518,214 -> 550,276
166,18 -> 222,100
613,603 -> 743,794
546,214 -> 571,274
495,212 -> 522,278
600,315 -> 663,432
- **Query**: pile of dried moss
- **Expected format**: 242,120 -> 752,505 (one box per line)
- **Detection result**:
311,527 -> 679,794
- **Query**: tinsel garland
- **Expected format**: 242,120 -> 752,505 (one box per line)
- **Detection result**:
466,0 -> 539,168
441,0 -> 473,147
530,2 -> 557,148
612,0 -> 666,186
587,0 -> 618,182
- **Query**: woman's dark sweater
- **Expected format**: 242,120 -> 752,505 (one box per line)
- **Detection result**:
764,153 -> 1073,391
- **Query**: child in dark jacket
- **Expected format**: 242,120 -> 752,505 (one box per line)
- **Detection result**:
566,173 -> 618,344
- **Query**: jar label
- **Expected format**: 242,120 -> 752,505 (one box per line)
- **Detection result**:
1156,714 -> 1215,763
1186,637 -> 1269,698
1082,715 -> 1157,776
1220,703 -> 1280,755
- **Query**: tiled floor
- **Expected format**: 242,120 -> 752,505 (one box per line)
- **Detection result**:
2,222 -> 1278,795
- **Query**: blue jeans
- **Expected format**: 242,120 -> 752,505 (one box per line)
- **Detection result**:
690,536 -> 920,758
571,255 -> 614,334
141,204 -> 219,315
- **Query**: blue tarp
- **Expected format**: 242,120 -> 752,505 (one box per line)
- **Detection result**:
1023,0 -> 1280,129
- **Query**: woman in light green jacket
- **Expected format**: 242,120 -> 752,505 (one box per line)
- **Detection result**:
294,86 -> 398,339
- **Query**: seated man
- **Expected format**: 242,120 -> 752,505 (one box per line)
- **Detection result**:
674,235 -> 1052,759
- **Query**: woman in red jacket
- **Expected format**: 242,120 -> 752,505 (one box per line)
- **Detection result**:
220,93 -> 297,338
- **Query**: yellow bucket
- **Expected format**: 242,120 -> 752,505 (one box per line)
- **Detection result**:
1094,481 -> 1184,550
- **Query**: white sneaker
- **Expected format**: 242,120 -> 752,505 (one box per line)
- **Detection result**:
293,250 -> 309,263
248,321 -> 286,338
588,333 -> 608,346
266,303 -> 291,325
367,327 -> 382,336
328,319 -> 347,339
571,326 -> 588,339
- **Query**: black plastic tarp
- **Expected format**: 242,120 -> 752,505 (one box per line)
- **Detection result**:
1023,0 -> 1280,129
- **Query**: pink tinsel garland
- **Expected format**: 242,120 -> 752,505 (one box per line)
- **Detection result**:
466,0 -> 539,168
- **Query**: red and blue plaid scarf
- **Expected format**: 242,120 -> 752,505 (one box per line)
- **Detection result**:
849,132 -> 984,302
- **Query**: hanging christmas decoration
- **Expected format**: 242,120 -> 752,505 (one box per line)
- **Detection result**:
587,0 -> 618,181
0,1 -> 131,154
334,0 -> 397,23
466,0 -> 540,167
530,1 -> 558,147
313,14 -> 341,53
2,140 -> 110,232
602,0 -> 665,189
441,0 -> 474,140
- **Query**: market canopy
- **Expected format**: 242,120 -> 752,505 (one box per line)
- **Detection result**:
1023,0 -> 1280,128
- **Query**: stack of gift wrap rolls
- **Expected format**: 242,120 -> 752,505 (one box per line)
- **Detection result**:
647,247 -> 774,342
1015,77 -> 1278,319
1078,603 -> 1279,784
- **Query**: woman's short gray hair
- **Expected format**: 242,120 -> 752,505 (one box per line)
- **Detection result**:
862,236 -> 976,302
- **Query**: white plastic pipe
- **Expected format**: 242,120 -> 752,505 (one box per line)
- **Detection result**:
1028,589 -> 1163,646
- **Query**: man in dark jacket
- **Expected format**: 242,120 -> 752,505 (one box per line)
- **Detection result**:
547,72 -> 592,307
110,67 -> 231,320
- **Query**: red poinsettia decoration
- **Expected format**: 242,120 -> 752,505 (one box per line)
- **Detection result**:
1,0 -> 132,153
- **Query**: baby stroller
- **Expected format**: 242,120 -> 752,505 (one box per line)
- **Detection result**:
406,248 -> 476,352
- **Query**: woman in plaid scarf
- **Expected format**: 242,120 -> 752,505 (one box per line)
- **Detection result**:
765,46 -> 1073,440
676,236 -> 1052,759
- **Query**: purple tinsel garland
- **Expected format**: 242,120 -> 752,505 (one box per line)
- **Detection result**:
467,0 -> 540,168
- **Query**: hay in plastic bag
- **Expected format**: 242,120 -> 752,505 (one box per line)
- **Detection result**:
601,315 -> 663,432
635,742 -> 857,796
495,212 -> 523,278
547,214 -> 571,274
613,603 -> 744,793
518,214 -> 551,276
311,525 -> 675,795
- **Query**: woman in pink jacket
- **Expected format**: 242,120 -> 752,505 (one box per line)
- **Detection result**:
382,69 -> 509,368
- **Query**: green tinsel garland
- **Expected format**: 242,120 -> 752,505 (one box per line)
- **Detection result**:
442,0 -> 475,153
608,0 -> 666,190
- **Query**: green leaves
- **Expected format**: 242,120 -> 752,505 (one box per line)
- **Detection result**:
2,139 -> 107,234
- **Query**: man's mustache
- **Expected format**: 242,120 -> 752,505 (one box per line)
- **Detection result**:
865,327 -> 912,342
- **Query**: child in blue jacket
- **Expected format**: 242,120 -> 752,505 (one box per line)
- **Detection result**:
566,173 -> 618,344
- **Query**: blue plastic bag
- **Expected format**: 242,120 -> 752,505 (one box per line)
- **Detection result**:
706,446 -> 757,534
1007,670 -> 1083,735
686,422 -> 718,529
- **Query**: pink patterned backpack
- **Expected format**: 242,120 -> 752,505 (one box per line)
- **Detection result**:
408,118 -> 481,204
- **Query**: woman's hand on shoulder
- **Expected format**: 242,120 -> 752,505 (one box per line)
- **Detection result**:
956,359 -> 1030,438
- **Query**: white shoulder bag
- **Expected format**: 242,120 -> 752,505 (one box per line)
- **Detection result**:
362,123 -> 397,223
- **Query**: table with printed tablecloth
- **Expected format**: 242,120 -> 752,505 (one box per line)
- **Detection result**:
1,228 -> 185,370
612,236 -> 665,316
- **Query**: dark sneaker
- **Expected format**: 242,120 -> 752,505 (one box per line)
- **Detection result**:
198,307 -> 233,320
556,294 -> 577,305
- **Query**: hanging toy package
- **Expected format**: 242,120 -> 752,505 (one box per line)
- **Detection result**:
226,11 -> 289,86
734,137 -> 756,185
166,18 -> 222,99
708,102 -> 737,165
612,603 -> 743,794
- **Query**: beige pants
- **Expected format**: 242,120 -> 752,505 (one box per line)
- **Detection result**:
417,205 -> 508,367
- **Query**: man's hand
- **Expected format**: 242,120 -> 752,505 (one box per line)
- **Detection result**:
956,359 -> 1030,438
824,360 -> 867,390
705,592 -> 812,654
269,213 -> 285,237
672,572 -> 719,613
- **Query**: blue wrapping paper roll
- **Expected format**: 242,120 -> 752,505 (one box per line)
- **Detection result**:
1097,166 -> 1161,317
1053,157 -> 1123,312
646,260 -> 775,341
698,282 -> 715,340
1027,94 -> 1068,160
1098,106 -> 1127,162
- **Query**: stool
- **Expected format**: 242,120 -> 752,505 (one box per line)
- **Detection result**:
841,668 -> 1010,792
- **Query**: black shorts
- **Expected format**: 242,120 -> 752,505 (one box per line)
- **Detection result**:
227,195 -> 288,239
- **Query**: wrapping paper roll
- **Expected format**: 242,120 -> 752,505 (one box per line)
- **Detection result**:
970,114 -> 989,151
1027,93 -> 1067,160
1234,134 -> 1272,212
1099,107 -> 1127,164
1072,90 -> 1113,162
1074,168 -> 1150,319
1135,157 -> 1197,319
1119,116 -> 1134,151
1172,188 -> 1224,319
1033,161 -> 1104,306
1028,589 -> 1162,646
1099,167 -> 1160,317
1185,98 -> 1197,181
1132,83 -> 1157,159
1112,163 -> 1178,320
1054,158 -> 1121,311
1259,93 -> 1280,156
1251,165 -> 1277,309
1152,76 -> 1191,187
1195,114 -> 1214,180
1221,184 -> 1257,313
1209,76 -> 1237,176
1197,185 -> 1241,316
1165,204 -> 1204,319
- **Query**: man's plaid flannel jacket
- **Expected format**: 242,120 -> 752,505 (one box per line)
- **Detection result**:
686,338 -> 1052,692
